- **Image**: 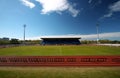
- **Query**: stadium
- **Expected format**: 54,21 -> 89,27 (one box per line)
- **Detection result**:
0,35 -> 120,78
0,0 -> 120,78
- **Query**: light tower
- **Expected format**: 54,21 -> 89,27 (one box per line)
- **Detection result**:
23,24 -> 26,44
96,23 -> 99,44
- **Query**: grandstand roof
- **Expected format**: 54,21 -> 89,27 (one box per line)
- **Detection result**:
41,35 -> 81,39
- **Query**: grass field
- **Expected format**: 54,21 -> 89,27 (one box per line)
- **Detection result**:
0,45 -> 120,56
0,67 -> 120,78
0,45 -> 120,78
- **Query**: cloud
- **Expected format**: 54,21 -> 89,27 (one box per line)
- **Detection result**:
88,0 -> 92,4
102,0 -> 120,19
36,0 -> 80,17
102,12 -> 113,18
88,0 -> 102,9
68,6 -> 80,17
98,0 -> 102,4
23,32 -> 120,40
20,0 -> 79,17
109,0 -> 120,12
26,36 -> 41,40
21,0 -> 35,9
81,32 -> 120,39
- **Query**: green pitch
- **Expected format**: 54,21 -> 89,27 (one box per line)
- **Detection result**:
0,45 -> 120,56
0,67 -> 120,78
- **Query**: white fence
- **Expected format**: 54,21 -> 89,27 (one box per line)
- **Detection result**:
98,44 -> 120,47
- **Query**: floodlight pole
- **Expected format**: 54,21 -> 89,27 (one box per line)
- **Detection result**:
96,23 -> 99,44
23,24 -> 26,44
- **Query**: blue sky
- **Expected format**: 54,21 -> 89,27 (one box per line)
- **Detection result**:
0,0 -> 120,40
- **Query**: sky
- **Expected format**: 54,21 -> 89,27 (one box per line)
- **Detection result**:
0,0 -> 120,40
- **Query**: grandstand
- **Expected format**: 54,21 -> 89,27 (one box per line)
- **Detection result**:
41,36 -> 81,45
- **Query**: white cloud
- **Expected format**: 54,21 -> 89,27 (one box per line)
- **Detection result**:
20,0 -> 79,17
21,0 -> 35,9
89,0 -> 102,9
88,0 -> 92,4
80,32 -> 120,40
109,0 -> 120,12
36,0 -> 79,17
102,12 -> 113,18
100,32 -> 120,38
68,6 -> 80,17
26,36 -> 41,40
23,32 -> 120,40
102,0 -> 120,19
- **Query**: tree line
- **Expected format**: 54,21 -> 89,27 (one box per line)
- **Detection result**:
81,39 -> 120,44
0,39 -> 40,45
0,38 -> 120,45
